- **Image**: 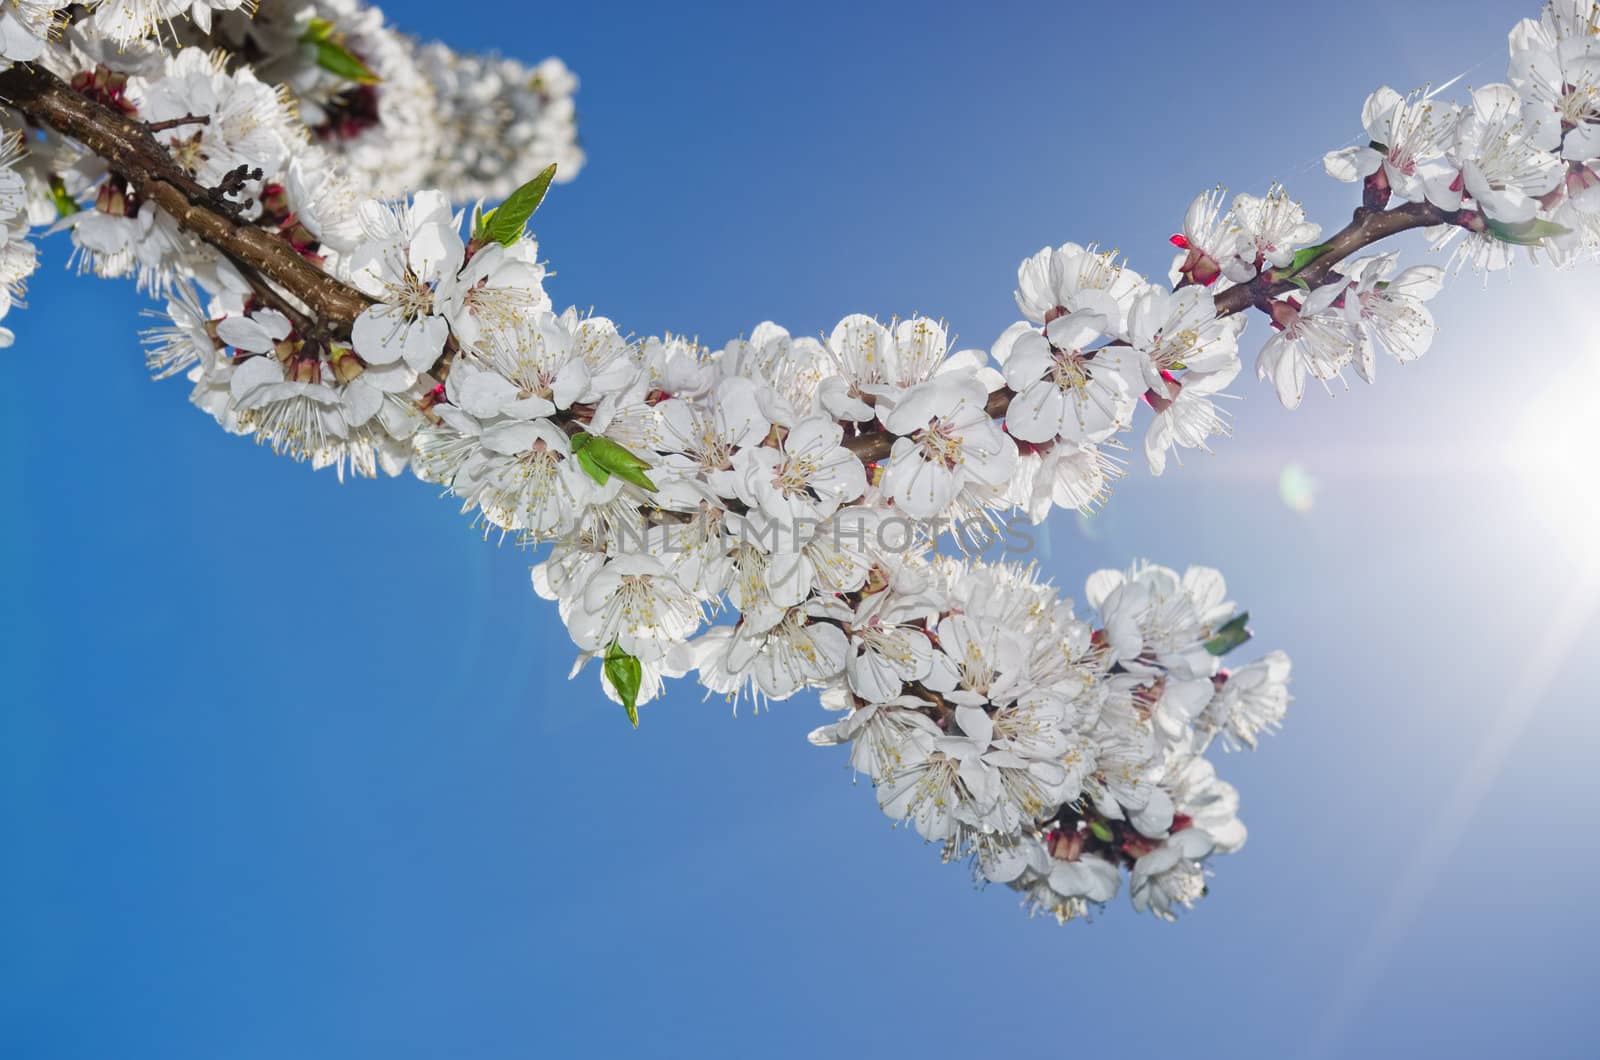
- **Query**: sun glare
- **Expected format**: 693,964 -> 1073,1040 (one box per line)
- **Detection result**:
1508,402 -> 1600,562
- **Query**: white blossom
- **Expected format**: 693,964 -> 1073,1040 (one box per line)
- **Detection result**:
567,555 -> 703,664
349,189 -> 462,376
1201,651 -> 1293,751
1,2 -> 69,66
880,377 -> 1016,518
1334,254 -> 1446,380
996,315 -> 1135,445
1429,84 -> 1563,223
731,415 -> 866,522
1228,186 -> 1323,280
1323,86 -> 1459,205
1129,828 -> 1214,920
1254,285 -> 1358,409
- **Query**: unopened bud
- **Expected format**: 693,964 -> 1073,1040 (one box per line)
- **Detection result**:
329,346 -> 366,384
1119,832 -> 1159,858
289,356 -> 322,385
862,564 -> 891,596
1567,162 -> 1600,197
1362,167 -> 1392,210
95,181 -> 128,217
1268,298 -> 1301,331
1049,828 -> 1087,861
1143,370 -> 1182,413
1179,248 -> 1222,287
259,182 -> 289,219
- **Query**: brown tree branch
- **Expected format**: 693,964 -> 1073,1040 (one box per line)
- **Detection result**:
0,62 -> 372,331
2,60 -> 1457,475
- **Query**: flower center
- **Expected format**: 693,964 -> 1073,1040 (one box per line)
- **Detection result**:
914,419 -> 965,469
1051,349 -> 1091,393
385,275 -> 436,320
773,453 -> 820,495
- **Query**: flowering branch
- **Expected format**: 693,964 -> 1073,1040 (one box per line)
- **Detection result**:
1213,199 -> 1449,314
842,199 -> 1450,463
0,0 -> 1593,931
0,62 -> 371,329
0,61 -> 1474,476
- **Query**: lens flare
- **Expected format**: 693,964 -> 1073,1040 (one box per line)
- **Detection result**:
1278,462 -> 1319,513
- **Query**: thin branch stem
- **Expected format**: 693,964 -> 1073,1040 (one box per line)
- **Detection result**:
144,113 -> 211,133
843,200 -> 1452,464
232,256 -> 318,338
1212,200 -> 1449,316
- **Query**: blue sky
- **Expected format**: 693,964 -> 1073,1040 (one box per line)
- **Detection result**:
4,1 -> 1597,1057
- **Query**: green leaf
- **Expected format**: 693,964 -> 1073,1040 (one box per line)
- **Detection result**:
302,17 -> 335,42
613,467 -> 658,492
604,641 -> 643,728
570,433 -> 649,470
1204,612 -> 1252,656
1088,820 -> 1115,843
1284,242 -> 1333,276
48,176 -> 79,218
574,445 -> 610,486
481,164 -> 558,247
570,433 -> 657,492
1485,217 -> 1570,246
302,23 -> 381,86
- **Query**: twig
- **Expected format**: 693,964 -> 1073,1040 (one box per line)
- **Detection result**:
843,200 -> 1452,463
144,113 -> 211,133
231,254 -> 318,338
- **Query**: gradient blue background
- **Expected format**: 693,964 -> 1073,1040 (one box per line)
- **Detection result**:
4,1 -> 1597,1057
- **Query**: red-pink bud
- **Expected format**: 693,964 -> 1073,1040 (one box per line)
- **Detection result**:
1363,167 -> 1392,210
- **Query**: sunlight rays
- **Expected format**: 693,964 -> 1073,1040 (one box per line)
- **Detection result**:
1308,556 -> 1600,1057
